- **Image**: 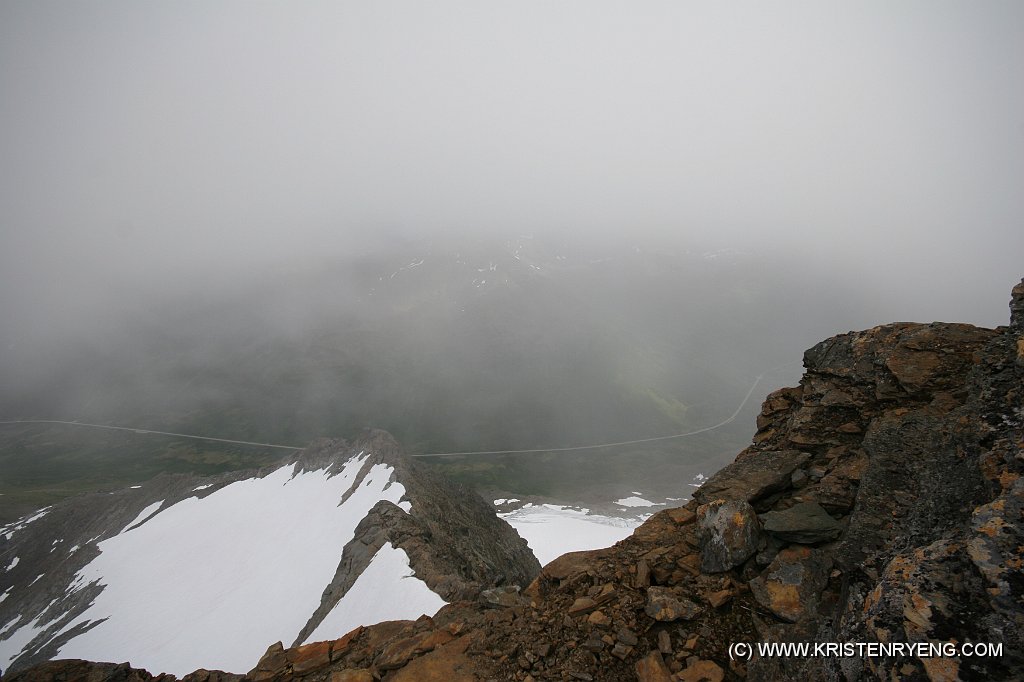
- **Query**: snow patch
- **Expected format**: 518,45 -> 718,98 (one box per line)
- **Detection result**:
120,500 -> 164,533
1,616 -> 42,669
0,604 -> 65,671
500,505 -> 639,565
614,496 -> 664,508
4,556 -> 18,571
192,484 -> 213,492
1,507 -> 51,540
306,543 -> 446,643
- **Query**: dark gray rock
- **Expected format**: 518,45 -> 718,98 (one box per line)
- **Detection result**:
1010,277 -> 1024,332
760,501 -> 841,544
693,450 -> 809,505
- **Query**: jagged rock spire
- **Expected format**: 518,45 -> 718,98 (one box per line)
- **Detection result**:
1011,277 -> 1024,331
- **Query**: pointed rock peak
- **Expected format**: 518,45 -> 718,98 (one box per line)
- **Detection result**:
1010,277 -> 1024,331
292,429 -> 407,474
350,428 -> 406,464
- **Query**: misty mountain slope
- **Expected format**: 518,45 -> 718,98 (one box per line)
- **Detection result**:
17,279 -> 1017,682
0,430 -> 539,676
1,237 -> 849,522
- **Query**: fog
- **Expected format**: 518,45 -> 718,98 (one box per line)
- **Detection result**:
1,3 -> 1023,510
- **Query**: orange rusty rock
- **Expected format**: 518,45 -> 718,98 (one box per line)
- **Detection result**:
414,628 -> 456,654
668,507 -> 697,525
678,659 -> 725,682
330,625 -> 364,661
706,589 -> 733,608
634,650 -> 674,682
920,655 -> 960,682
389,640 -> 478,682
290,640 -> 331,675
329,670 -> 373,682
902,593 -> 933,635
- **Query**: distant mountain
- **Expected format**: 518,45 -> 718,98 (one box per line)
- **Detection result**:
0,430 -> 539,675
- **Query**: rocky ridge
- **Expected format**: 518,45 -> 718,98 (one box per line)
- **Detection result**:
292,432 -> 541,645
5,280 -> 1023,681
1,431 -> 538,674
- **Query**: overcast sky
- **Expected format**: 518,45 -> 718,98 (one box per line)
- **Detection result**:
2,1 -> 1023,341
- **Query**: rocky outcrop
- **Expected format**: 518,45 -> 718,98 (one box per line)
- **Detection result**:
6,279 -> 1023,681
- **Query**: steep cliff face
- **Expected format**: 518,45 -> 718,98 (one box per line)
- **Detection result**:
4,280 -> 1023,682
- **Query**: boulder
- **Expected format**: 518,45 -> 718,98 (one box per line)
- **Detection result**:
749,546 -> 832,623
697,499 -> 762,572
693,450 -> 809,504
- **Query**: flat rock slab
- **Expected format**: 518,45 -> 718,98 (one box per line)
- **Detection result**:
750,546 -> 832,623
693,450 -> 810,504
760,501 -> 842,544
697,499 -> 762,573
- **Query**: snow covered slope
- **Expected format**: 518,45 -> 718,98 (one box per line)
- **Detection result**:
0,431 -> 539,676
